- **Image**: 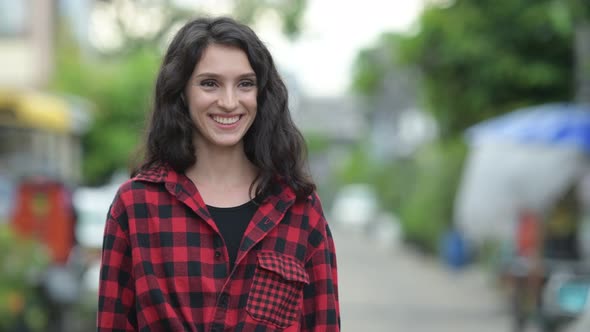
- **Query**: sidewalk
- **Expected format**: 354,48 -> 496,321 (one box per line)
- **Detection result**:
334,227 -> 511,332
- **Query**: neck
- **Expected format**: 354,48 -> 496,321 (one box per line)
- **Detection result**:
185,141 -> 258,189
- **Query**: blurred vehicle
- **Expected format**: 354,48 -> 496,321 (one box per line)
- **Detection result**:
9,176 -> 81,332
0,61 -> 92,332
11,177 -> 76,264
330,183 -> 379,230
0,89 -> 92,184
454,103 -> 590,332
564,303 -> 590,332
542,262 -> 590,332
456,103 -> 590,243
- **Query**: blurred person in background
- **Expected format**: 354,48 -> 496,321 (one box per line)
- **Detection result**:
510,187 -> 583,331
511,209 -> 543,331
97,16 -> 340,332
543,188 -> 580,261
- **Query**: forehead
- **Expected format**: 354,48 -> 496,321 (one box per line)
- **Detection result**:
194,44 -> 254,75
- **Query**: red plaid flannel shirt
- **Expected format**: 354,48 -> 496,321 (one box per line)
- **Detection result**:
97,165 -> 340,331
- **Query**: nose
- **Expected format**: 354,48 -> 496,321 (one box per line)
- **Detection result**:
218,88 -> 238,111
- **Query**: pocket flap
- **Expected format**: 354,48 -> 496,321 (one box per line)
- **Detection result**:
257,251 -> 310,284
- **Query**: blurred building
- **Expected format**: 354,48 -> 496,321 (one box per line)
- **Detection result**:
290,95 -> 367,198
0,0 -> 92,187
0,1 -> 54,87
293,96 -> 367,144
370,107 -> 438,161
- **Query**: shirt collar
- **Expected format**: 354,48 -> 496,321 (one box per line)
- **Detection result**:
133,163 -> 169,183
133,163 -> 297,205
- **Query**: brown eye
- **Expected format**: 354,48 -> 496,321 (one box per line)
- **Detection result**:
239,80 -> 256,88
200,80 -> 217,88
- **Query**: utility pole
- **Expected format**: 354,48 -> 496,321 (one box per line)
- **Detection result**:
575,21 -> 590,104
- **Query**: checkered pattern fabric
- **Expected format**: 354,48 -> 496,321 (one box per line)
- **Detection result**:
97,165 -> 340,332
247,251 -> 310,327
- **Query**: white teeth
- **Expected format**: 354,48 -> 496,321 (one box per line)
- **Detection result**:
212,115 -> 240,125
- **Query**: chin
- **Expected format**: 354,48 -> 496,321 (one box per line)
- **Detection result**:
213,138 -> 244,148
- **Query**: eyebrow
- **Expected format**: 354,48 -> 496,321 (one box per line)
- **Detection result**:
194,72 -> 257,80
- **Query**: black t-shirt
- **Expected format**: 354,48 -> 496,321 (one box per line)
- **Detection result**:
207,200 -> 258,271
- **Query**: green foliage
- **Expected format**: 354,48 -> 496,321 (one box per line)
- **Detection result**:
93,0 -> 308,57
352,48 -> 385,96
352,33 -> 402,95
400,0 -> 581,137
304,133 -> 331,154
52,43 -> 160,184
0,225 -> 50,331
233,0 -> 307,39
353,0 -> 587,138
332,139 -> 467,253
371,158 -> 418,213
396,139 -> 467,252
335,146 -> 380,185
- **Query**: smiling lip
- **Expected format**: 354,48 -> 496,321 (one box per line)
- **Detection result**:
210,114 -> 242,127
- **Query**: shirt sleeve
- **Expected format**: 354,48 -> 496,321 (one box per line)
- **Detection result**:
301,196 -> 340,331
97,202 -> 137,331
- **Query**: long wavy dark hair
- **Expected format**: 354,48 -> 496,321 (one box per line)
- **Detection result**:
133,16 -> 315,200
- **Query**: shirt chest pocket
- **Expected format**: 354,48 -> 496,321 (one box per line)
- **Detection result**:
246,251 -> 310,328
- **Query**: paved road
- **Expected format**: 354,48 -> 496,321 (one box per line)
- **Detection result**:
334,228 -> 512,332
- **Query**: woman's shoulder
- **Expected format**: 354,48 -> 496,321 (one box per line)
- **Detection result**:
115,164 -> 171,195
109,176 -> 157,206
289,190 -> 328,227
108,179 -> 140,211
299,190 -> 324,212
108,176 -> 164,220
291,191 -> 334,254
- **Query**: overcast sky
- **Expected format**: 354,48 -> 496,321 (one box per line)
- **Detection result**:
175,0 -> 426,97
261,1 -> 425,97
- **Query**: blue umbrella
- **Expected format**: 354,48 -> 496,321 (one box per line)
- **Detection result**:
466,103 -> 590,153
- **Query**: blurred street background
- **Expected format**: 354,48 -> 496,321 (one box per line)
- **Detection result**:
1,0 -> 590,331
336,227 -> 509,332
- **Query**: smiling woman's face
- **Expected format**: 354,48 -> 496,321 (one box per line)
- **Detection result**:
184,43 -> 258,150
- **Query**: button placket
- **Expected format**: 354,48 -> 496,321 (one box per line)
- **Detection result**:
218,293 -> 229,308
213,236 -> 225,261
214,236 -> 223,247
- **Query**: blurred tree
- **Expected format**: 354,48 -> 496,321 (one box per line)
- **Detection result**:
396,140 -> 467,252
87,0 -> 194,55
53,0 -> 308,184
334,138 -> 467,253
90,0 -> 307,56
352,33 -> 403,97
353,0 -> 589,138
233,0 -> 307,39
572,0 -> 590,103
53,49 -> 161,184
349,0 -> 590,254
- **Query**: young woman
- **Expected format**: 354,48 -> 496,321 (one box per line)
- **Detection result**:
97,17 -> 340,332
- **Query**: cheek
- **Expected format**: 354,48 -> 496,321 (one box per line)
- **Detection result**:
245,93 -> 257,110
188,92 -> 214,113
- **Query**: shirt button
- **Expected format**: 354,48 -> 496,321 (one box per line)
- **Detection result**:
219,293 -> 229,308
215,251 -> 222,258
